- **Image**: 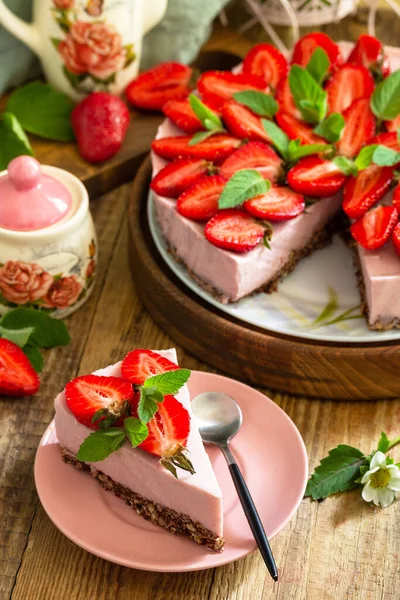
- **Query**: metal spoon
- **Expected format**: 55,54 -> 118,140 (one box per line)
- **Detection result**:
191,391 -> 278,582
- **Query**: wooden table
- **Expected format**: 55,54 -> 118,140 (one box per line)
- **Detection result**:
2,21 -> 400,600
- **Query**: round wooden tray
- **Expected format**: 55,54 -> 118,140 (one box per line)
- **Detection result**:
128,157 -> 400,400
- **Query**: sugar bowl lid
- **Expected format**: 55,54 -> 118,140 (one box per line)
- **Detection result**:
0,156 -> 73,231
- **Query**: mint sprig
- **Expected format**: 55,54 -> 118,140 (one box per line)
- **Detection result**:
313,113 -> 345,143
354,144 -> 378,171
0,112 -> 34,171
76,429 -> 126,462
370,70 -> 400,120
333,156 -> 358,177
233,90 -> 278,119
218,169 -> 271,209
261,119 -> 331,164
306,47 -> 330,85
288,65 -> 328,124
188,94 -> 225,146
144,368 -> 191,395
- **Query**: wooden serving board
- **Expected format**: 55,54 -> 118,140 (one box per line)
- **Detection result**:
128,157 -> 400,401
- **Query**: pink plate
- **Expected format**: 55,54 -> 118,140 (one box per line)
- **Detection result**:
34,371 -> 308,572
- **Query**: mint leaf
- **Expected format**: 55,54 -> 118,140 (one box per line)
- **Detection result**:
233,90 -> 278,118
289,65 -> 327,124
355,144 -> 378,171
305,444 -> 367,500
372,145 -> 400,166
288,141 -> 331,164
144,368 -> 191,395
188,130 -> 218,146
76,429 -> 126,462
261,119 -> 289,159
0,325 -> 34,347
313,113 -> 345,143
377,431 -> 391,453
23,343 -> 44,373
7,81 -> 75,142
189,94 -> 223,131
0,308 -> 70,348
0,112 -> 33,171
218,170 -> 271,209
371,70 -> 400,120
333,156 -> 358,176
138,387 -> 162,423
124,417 -> 148,448
306,47 -> 330,85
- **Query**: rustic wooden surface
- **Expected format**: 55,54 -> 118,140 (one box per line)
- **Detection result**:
2,20 -> 400,600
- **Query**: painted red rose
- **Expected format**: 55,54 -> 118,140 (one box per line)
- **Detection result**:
58,20 -> 126,80
44,276 -> 83,309
53,0 -> 74,8
86,259 -> 96,279
0,261 -> 53,305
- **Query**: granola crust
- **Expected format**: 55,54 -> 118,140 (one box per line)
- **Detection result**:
61,448 -> 225,552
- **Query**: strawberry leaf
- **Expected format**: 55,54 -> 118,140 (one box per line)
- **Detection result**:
189,94 -> 223,131
371,70 -> 400,120
261,119 -> 289,160
313,113 -> 345,143
218,170 -> 271,209
289,65 -> 327,124
0,307 -> 70,348
333,156 -> 358,176
0,325 -> 34,348
233,90 -> 278,118
377,431 -> 391,453
0,112 -> 34,171
23,343 -> 44,373
124,417 -> 148,448
372,145 -> 400,166
144,368 -> 191,395
306,47 -> 330,85
355,144 -> 378,171
76,429 -> 126,462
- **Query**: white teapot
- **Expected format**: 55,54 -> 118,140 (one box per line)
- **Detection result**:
0,0 -> 167,100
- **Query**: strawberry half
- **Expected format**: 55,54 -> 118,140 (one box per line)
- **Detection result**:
292,32 -> 343,71
393,183 -> 400,212
65,375 -> 135,429
325,64 -> 374,114
336,98 -> 375,159
197,71 -> 267,111
151,134 -> 241,161
125,62 -> 192,111
350,205 -> 398,250
0,339 -> 39,397
371,131 -> 400,153
287,156 -> 346,197
219,141 -> 282,181
385,115 -> 400,133
243,43 -> 287,89
177,175 -> 226,221
392,222 -> 400,256
347,34 -> 390,79
275,77 -> 302,120
342,165 -> 393,219
222,100 -> 272,143
162,99 -> 203,134
121,349 -> 179,385
244,185 -> 305,221
275,111 -> 326,145
205,209 -> 266,252
150,158 -> 210,199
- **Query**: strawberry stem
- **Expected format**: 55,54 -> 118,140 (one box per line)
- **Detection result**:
160,445 -> 196,478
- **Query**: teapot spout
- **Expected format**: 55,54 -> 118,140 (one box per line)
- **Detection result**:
142,0 -> 167,35
0,0 -> 41,57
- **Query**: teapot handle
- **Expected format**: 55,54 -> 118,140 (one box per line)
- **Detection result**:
142,0 -> 168,35
0,1 -> 41,56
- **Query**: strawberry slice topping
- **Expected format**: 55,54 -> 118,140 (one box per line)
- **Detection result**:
371,132 -> 400,153
385,115 -> 400,133
244,185 -> 305,221
346,34 -> 390,78
275,77 -> 302,120
325,64 -> 374,114
243,43 -> 288,89
336,98 -> 376,159
197,71 -> 267,111
219,141 -> 282,181
0,339 -> 40,397
350,205 -> 398,250
125,62 -> 193,111
121,349 -> 179,385
162,99 -> 203,134
205,209 -> 266,252
342,165 -> 393,219
150,158 -> 210,198
287,157 -> 346,197
393,183 -> 400,212
222,99 -> 272,143
392,222 -> 400,256
65,375 -> 135,429
151,134 -> 241,161
292,32 -> 343,71
275,112 -> 326,145
177,175 -> 226,221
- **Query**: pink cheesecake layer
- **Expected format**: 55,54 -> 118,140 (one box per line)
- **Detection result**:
54,349 -> 223,536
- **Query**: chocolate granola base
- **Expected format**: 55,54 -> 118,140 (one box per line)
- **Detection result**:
61,448 -> 224,552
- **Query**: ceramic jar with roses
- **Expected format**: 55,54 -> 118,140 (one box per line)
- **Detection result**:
0,156 -> 97,318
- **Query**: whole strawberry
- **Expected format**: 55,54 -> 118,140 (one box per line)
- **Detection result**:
71,92 -> 130,163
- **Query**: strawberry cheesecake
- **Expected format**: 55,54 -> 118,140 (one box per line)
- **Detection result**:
55,348 -> 224,550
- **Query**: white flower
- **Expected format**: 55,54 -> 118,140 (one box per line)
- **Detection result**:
361,451 -> 400,508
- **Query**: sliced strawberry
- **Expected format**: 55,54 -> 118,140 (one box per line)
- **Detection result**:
347,34 -> 390,78
393,183 -> 400,212
244,185 -> 304,221
150,158 -> 210,198
325,64 -> 374,114
121,349 -> 179,385
65,375 -> 135,429
342,165 -> 393,219
371,131 -> 400,153
162,99 -> 203,134
152,134 -> 241,161
350,205 -> 398,250
205,209 -> 265,252
385,115 -> 400,133
275,77 -> 302,120
243,43 -> 287,89
138,394 -> 190,457
0,339 -> 39,397
219,141 -> 282,181
222,99 -> 272,143
292,32 -> 343,71
275,111 -> 326,145
336,98 -> 375,158
197,71 -> 267,111
287,156 -> 346,197
392,222 -> 400,256
125,62 -> 192,111
177,175 -> 226,221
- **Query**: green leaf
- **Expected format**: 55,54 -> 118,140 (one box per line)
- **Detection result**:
312,287 -> 338,326
398,127 -> 400,144
138,388 -> 161,423
144,368 -> 191,395
23,343 -> 44,373
289,65 -> 327,124
305,445 -> 367,500
76,429 -> 126,462
233,90 -> 278,118
124,417 -> 148,448
372,145 -> 400,167
218,170 -> 271,209
288,141 -> 331,164
189,94 -> 223,131
355,144 -> 378,171
188,130 -> 218,146
0,112 -> 33,171
7,81 -> 75,142
314,113 -> 345,143
0,307 -> 70,348
306,47 -> 330,85
261,119 -> 289,159
377,431 -> 391,453
370,70 -> 400,120
0,325 -> 34,347
333,156 -> 358,177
